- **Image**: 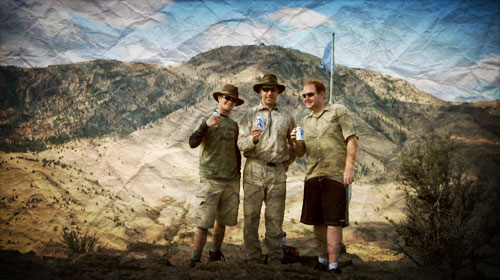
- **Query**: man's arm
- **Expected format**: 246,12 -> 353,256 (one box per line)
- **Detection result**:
283,117 -> 296,171
343,135 -> 358,185
190,113 -> 222,148
189,120 -> 209,148
237,111 -> 259,152
235,130 -> 242,173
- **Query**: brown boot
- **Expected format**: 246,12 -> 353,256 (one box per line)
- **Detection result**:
208,250 -> 226,262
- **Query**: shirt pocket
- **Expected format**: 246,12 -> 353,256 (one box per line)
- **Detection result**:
322,115 -> 339,138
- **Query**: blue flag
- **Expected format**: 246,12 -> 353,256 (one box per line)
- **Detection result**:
321,40 -> 336,74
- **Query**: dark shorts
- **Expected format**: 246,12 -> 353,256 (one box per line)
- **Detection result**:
300,177 -> 348,227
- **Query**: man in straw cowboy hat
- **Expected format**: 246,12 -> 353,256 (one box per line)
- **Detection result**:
188,84 -> 244,267
238,74 -> 296,265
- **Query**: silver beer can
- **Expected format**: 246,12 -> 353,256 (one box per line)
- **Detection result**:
255,116 -> 265,130
212,112 -> 220,127
296,127 -> 304,140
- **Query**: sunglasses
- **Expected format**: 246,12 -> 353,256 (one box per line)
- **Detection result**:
261,87 -> 278,92
223,95 -> 238,103
301,92 -> 315,99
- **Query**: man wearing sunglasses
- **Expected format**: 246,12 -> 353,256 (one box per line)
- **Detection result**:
238,74 -> 296,265
188,84 -> 244,267
291,80 -> 358,274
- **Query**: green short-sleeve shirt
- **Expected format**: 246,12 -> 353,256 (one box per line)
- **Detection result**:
299,104 -> 357,182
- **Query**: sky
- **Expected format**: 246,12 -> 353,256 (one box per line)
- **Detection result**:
0,0 -> 499,102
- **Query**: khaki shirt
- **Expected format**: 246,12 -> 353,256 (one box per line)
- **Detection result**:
299,104 -> 357,182
238,104 -> 296,166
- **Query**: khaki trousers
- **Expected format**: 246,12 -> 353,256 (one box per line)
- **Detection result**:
243,158 -> 286,264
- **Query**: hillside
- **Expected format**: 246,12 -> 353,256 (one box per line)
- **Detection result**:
0,60 -> 207,144
3,45 -> 498,178
0,45 -> 499,278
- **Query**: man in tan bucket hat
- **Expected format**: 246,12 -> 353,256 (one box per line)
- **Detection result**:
238,74 -> 295,264
188,84 -> 244,267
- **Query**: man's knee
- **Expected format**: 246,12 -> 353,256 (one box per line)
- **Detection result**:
196,227 -> 208,232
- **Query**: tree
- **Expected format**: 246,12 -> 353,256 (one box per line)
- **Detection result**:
390,132 -> 500,279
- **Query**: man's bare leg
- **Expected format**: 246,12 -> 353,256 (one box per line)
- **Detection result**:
192,227 -> 208,263
313,224 -> 327,258
212,221 -> 225,252
327,225 -> 342,271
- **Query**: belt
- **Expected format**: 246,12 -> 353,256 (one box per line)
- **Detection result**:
249,158 -> 280,167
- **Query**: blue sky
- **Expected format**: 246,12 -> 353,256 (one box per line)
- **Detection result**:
0,0 -> 499,102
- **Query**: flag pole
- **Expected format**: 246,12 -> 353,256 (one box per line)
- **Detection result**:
329,32 -> 335,104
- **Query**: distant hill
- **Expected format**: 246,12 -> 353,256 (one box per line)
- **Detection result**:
0,60 -> 207,147
1,45 -> 499,178
1,45 -> 499,263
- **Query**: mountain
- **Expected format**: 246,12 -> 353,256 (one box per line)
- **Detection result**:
0,46 -> 499,270
0,60 -> 207,145
2,45 -> 498,178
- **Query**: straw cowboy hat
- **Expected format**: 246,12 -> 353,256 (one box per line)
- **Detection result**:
213,84 -> 245,106
253,74 -> 286,94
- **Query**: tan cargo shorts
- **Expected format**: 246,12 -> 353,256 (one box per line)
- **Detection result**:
194,175 -> 241,229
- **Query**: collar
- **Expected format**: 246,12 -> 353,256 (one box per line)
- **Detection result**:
215,110 -> 229,117
307,104 -> 330,119
257,103 -> 279,111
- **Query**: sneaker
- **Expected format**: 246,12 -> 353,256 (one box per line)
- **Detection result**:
329,267 -> 341,274
313,261 -> 328,271
189,259 -> 201,268
208,250 -> 226,262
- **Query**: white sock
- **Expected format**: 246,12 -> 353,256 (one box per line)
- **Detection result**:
318,258 -> 328,265
329,262 -> 339,270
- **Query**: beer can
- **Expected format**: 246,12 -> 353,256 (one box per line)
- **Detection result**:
255,116 -> 265,130
212,112 -> 220,127
296,127 -> 304,140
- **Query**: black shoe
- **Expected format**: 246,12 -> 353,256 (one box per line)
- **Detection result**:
189,259 -> 201,268
262,254 -> 268,265
329,267 -> 341,274
313,262 -> 328,271
208,250 -> 226,262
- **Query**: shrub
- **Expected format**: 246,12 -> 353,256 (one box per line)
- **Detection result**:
60,229 -> 101,254
390,132 -> 500,279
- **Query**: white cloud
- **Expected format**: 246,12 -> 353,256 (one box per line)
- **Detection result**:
28,0 -> 171,29
173,19 -> 281,59
406,54 -> 500,101
125,44 -> 153,61
267,7 -> 335,30
201,20 -> 280,45
465,54 -> 500,87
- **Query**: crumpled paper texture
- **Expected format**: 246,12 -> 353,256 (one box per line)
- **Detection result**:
0,0 -> 499,102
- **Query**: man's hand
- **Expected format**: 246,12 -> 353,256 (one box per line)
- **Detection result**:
283,161 -> 290,172
290,127 -> 297,143
206,115 -> 221,127
343,169 -> 354,186
291,127 -> 306,157
251,126 -> 262,144
343,135 -> 358,185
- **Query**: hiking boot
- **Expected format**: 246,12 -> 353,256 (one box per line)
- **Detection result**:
329,267 -> 342,274
208,250 -> 226,262
189,259 -> 201,268
313,261 -> 328,271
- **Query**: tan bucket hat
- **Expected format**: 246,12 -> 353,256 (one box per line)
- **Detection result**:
253,74 -> 286,94
213,84 -> 244,106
